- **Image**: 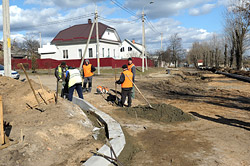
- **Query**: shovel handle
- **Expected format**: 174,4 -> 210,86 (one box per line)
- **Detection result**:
125,74 -> 153,108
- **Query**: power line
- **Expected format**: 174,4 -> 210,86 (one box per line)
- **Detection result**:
145,16 -> 161,34
99,16 -> 140,24
110,0 -> 139,18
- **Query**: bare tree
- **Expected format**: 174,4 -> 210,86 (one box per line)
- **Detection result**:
187,42 -> 203,67
224,0 -> 250,69
224,43 -> 228,67
23,37 -> 40,58
168,33 -> 183,67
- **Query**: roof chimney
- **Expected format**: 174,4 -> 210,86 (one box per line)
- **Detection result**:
132,40 -> 135,44
88,19 -> 92,24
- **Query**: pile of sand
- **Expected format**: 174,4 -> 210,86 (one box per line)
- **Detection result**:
0,76 -> 102,166
0,76 -> 54,114
125,104 -> 195,123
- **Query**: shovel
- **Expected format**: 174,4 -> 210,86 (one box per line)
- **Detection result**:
114,65 -> 119,104
125,74 -> 153,108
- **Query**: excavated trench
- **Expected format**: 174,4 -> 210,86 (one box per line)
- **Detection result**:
82,109 -> 108,143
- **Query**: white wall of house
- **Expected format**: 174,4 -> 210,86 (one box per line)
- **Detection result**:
99,42 -> 121,59
40,42 -> 121,60
134,43 -> 142,51
40,28 -> 122,60
120,40 -> 142,59
102,28 -> 119,41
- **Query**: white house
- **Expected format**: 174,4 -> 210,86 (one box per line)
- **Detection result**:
119,39 -> 142,59
39,19 -> 122,60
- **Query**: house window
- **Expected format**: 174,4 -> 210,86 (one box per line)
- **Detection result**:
128,47 -> 132,51
108,48 -> 110,57
120,47 -> 124,52
89,48 -> 93,58
102,48 -> 104,57
113,49 -> 115,58
63,50 -> 68,59
78,49 -> 82,58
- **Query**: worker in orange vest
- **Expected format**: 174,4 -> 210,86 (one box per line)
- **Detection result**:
115,64 -> 133,107
82,59 -> 96,93
127,58 -> 136,98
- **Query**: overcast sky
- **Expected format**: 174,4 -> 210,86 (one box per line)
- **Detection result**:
0,0 -> 231,52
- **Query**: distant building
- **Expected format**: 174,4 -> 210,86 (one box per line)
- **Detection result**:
197,59 -> 203,66
120,39 -> 142,59
0,41 -> 28,59
39,19 -> 122,60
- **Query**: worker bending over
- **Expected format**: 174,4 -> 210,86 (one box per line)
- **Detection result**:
82,59 -> 96,93
65,67 -> 83,101
116,65 -> 133,107
127,57 -> 136,99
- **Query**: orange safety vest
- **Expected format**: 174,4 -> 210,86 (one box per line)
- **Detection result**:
83,64 -> 94,77
128,63 -> 135,72
121,70 -> 133,88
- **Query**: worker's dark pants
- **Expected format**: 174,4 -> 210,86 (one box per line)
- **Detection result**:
121,88 -> 132,107
83,76 -> 92,92
68,83 -> 83,101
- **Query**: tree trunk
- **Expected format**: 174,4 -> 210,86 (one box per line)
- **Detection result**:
230,47 -> 234,67
215,48 -> 219,68
206,51 -> 209,66
203,52 -> 206,66
224,44 -> 228,67
235,29 -> 244,70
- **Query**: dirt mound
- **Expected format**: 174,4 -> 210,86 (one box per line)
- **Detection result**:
125,104 -> 195,123
220,68 -> 250,77
0,77 -> 102,166
0,76 -> 54,114
145,75 -> 208,96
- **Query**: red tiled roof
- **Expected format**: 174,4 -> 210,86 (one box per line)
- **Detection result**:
51,22 -> 117,44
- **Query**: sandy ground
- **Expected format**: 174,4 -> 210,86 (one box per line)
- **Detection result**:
0,76 -> 102,166
20,68 -> 250,166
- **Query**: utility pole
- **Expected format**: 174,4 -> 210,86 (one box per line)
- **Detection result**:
145,44 -> 148,70
79,18 -> 96,70
141,10 -> 145,73
161,32 -> 163,67
39,32 -> 42,48
2,0 -> 11,77
141,1 -> 154,72
95,8 -> 100,75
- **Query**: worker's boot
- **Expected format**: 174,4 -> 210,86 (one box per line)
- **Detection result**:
82,88 -> 87,93
88,87 -> 92,93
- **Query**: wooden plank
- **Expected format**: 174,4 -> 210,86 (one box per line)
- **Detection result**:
20,63 -> 40,105
0,96 -> 4,145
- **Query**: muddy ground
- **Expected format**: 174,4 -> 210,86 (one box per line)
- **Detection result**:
0,77 -> 102,166
18,68 -> 250,166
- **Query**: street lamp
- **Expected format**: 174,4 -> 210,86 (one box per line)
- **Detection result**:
141,1 -> 154,72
